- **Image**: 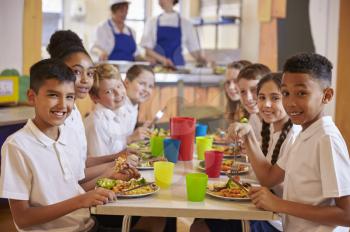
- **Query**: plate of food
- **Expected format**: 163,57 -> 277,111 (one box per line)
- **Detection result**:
128,140 -> 151,153
96,177 -> 160,198
198,160 -> 249,175
212,144 -> 244,158
137,153 -> 167,170
206,179 -> 250,201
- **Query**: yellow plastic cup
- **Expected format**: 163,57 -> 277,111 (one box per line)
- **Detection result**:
196,136 -> 213,160
154,161 -> 175,188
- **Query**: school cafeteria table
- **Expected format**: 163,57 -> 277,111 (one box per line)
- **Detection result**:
90,161 -> 278,232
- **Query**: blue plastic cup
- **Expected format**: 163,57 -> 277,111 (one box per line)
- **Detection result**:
163,139 -> 181,163
196,123 -> 208,137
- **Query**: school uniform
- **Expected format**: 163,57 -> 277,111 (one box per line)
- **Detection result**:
277,116 -> 350,232
249,113 -> 262,143
0,119 -> 94,232
65,104 -> 87,159
115,96 -> 138,137
141,12 -> 201,66
251,124 -> 301,232
92,20 -> 140,61
84,103 -> 127,157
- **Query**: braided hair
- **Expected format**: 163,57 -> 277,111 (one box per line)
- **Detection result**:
270,119 -> 292,164
47,30 -> 90,61
260,120 -> 271,156
257,73 -> 292,164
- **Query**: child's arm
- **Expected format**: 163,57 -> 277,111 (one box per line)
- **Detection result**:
228,123 -> 285,187
250,187 -> 350,227
127,127 -> 151,144
85,149 -> 139,167
79,162 -> 140,191
9,188 -> 115,229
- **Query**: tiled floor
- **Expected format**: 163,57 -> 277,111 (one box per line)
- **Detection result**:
0,202 -> 192,232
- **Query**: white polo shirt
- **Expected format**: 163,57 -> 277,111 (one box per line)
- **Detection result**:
141,12 -> 201,53
91,20 -> 141,57
266,124 -> 301,231
277,116 -> 350,232
115,96 -> 138,138
84,103 -> 127,157
65,104 -> 87,164
249,113 -> 262,143
0,119 -> 94,232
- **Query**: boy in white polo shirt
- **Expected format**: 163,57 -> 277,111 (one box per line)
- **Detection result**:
0,59 -> 115,231
229,53 -> 350,232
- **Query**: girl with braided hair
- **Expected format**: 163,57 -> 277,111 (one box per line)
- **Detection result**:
229,73 -> 301,232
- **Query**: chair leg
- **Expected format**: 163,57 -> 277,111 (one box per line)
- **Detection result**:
122,215 -> 132,232
242,220 -> 250,232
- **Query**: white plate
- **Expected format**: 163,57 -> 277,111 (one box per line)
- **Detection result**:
116,186 -> 160,198
137,165 -> 154,170
197,160 -> 249,175
206,190 -> 250,201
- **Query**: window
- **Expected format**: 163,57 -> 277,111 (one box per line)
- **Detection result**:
126,0 -> 146,42
42,0 -> 63,58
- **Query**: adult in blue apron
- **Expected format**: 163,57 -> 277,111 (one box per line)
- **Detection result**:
154,13 -> 185,66
107,19 -> 136,61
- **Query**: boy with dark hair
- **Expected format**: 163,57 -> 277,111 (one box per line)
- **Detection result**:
229,53 -> 350,231
0,59 -> 115,231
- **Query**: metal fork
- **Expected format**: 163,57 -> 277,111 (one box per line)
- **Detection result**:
230,132 -> 240,175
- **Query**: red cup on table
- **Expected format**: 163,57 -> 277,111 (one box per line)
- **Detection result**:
205,150 -> 223,178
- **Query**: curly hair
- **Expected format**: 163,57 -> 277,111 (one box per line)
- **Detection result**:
89,64 -> 122,97
47,30 -> 90,61
283,53 -> 332,87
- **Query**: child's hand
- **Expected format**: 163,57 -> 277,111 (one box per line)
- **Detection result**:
128,127 -> 151,143
109,167 -> 140,181
228,122 -> 253,140
249,186 -> 281,212
79,187 -> 116,208
126,154 -> 139,167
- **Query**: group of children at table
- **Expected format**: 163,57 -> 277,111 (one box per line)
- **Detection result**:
0,29 -> 349,232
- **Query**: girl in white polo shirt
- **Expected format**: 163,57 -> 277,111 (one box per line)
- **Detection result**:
229,53 -> 350,232
85,63 -> 128,156
192,73 -> 301,232
47,30 -> 139,189
115,65 -> 155,145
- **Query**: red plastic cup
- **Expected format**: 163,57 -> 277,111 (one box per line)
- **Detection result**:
170,117 -> 196,161
205,150 -> 223,178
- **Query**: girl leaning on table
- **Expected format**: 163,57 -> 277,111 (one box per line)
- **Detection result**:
230,53 -> 350,231
190,73 -> 301,232
116,64 -> 156,145
47,30 -> 139,191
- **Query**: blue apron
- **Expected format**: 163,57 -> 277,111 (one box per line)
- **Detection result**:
154,13 -> 185,66
108,20 -> 136,61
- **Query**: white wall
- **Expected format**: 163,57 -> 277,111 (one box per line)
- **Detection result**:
240,0 -> 260,62
309,0 -> 340,118
0,0 -> 23,72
